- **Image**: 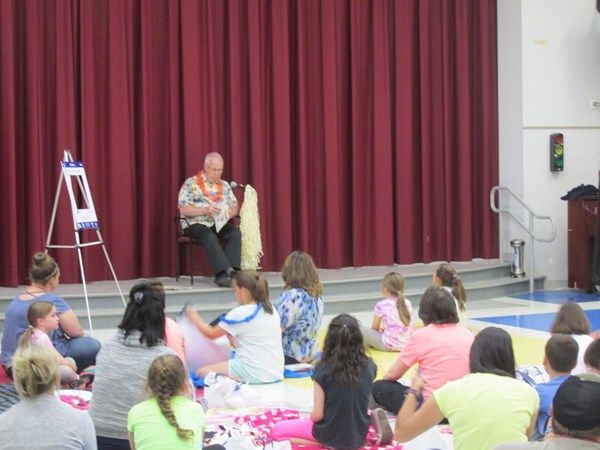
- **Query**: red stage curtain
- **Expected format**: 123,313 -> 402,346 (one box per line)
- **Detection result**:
0,0 -> 498,286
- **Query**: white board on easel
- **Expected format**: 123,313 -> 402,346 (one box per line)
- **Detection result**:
46,150 -> 126,336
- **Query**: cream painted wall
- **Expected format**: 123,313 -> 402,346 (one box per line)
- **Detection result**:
498,0 -> 600,284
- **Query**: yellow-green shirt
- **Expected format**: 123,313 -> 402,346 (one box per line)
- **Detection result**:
434,373 -> 539,450
127,396 -> 205,450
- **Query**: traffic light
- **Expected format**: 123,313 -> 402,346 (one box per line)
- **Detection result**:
550,133 -> 564,172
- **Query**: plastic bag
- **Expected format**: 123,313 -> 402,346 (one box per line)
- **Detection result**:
204,373 -> 261,409
178,314 -> 230,371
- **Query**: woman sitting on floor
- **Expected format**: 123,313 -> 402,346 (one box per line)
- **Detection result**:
392,327 -> 539,450
372,286 -> 475,414
0,345 -> 96,450
1,252 -> 101,375
275,250 -> 324,364
90,283 -> 176,450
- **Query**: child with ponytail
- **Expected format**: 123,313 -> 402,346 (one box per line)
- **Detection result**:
271,314 -> 387,449
17,301 -> 79,385
362,272 -> 413,352
128,354 -> 224,450
186,270 -> 284,384
433,263 -> 467,322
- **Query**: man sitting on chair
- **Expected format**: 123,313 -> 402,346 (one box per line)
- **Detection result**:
178,152 -> 241,287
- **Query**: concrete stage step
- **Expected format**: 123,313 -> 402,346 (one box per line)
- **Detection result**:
0,259 -> 544,335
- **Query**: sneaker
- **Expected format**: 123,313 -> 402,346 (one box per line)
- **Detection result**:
371,408 -> 393,445
214,275 -> 232,288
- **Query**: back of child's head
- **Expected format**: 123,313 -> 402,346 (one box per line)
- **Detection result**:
435,263 -> 466,312
281,250 -> 323,298
28,252 -> 59,285
383,272 -> 410,326
320,314 -> 372,385
551,302 -> 590,335
418,286 -> 459,326
233,270 -> 273,314
26,301 -> 54,327
119,283 -> 166,346
545,334 -> 578,373
469,327 -> 516,378
17,301 -> 55,352
12,345 -> 58,399
146,355 -> 193,441
147,278 -> 167,310
584,339 -> 600,374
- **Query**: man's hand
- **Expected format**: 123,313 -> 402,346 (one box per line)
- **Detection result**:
206,204 -> 221,215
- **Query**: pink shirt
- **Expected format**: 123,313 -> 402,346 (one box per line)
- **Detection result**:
398,324 -> 474,399
374,297 -> 412,351
31,328 -> 54,349
164,317 -> 186,362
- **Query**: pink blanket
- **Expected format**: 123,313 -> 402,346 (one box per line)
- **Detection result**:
205,408 -> 402,449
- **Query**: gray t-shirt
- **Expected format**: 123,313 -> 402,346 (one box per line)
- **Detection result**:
0,394 -> 96,449
89,330 -> 175,439
494,437 -> 600,450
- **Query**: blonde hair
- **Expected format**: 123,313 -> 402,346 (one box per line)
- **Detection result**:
435,263 -> 467,312
382,272 -> 411,326
12,345 -> 58,398
147,355 -> 193,442
17,301 -> 55,352
29,252 -> 59,285
281,250 -> 323,298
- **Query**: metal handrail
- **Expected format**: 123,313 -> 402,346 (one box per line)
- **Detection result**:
489,185 -> 557,293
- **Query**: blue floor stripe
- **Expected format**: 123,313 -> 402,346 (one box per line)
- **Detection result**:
474,309 -> 600,332
509,289 -> 600,304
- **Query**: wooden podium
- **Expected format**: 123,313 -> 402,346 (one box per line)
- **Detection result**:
568,195 -> 598,290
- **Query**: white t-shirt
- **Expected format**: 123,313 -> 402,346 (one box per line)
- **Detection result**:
219,304 -> 284,382
571,333 -> 593,375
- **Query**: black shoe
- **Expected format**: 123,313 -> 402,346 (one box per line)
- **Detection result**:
214,275 -> 232,288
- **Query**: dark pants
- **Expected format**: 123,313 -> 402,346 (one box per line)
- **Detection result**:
372,380 -> 410,414
183,221 -> 241,276
284,355 -> 300,365
62,336 -> 102,371
97,436 -> 130,450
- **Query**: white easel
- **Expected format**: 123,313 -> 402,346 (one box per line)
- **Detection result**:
46,150 -> 126,336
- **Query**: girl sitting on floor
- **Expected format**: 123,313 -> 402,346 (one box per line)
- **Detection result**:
432,262 -> 467,322
550,302 -> 593,375
17,301 -> 78,385
372,286 -> 474,414
275,250 -> 324,364
128,354 -> 224,450
392,327 -> 539,450
271,314 -> 387,449
186,270 -> 284,384
361,272 -> 412,352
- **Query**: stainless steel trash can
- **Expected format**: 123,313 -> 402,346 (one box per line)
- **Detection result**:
510,239 -> 526,278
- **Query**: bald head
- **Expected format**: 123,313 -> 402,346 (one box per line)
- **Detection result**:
204,152 -> 224,183
204,152 -> 223,165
